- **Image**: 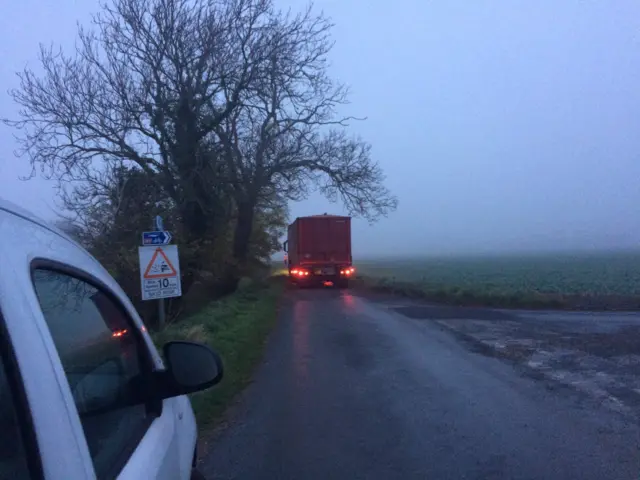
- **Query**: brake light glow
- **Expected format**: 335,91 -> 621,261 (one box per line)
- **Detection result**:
112,329 -> 128,338
340,267 -> 356,276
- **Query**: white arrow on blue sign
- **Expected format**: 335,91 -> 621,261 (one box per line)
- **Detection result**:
142,231 -> 172,246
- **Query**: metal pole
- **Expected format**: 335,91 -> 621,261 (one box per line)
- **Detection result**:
158,295 -> 166,330
154,216 -> 166,330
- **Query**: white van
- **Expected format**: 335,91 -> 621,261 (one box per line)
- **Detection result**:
0,199 -> 222,479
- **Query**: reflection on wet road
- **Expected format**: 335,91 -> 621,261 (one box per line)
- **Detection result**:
201,289 -> 639,479
292,299 -> 310,381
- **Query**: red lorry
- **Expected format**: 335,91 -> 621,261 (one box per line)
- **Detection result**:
283,214 -> 355,288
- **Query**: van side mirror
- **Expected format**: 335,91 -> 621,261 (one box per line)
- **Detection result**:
283,240 -> 288,252
156,341 -> 223,399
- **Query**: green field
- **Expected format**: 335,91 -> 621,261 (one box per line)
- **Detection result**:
354,251 -> 640,309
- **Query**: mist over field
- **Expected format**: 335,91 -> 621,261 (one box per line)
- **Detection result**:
353,248 -> 640,262
4,1 -> 640,262
280,1 -> 640,259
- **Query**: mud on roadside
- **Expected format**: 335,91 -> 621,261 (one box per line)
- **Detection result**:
433,316 -> 640,417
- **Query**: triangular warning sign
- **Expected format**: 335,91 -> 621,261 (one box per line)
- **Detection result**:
143,248 -> 178,279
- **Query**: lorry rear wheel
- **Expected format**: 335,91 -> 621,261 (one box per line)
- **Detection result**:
337,279 -> 349,289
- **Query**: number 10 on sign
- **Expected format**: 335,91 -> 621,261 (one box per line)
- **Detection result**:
138,245 -> 182,301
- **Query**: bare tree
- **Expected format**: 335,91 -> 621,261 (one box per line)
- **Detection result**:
216,5 -> 398,264
6,0 -> 397,291
5,0 -> 275,238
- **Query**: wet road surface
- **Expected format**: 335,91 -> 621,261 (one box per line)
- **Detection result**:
201,289 -> 640,479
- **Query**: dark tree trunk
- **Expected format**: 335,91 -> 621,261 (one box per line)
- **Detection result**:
172,97 -> 216,240
214,198 -> 257,295
180,198 -> 209,238
233,200 -> 256,265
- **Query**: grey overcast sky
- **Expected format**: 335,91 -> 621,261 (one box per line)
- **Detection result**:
2,1 -> 640,257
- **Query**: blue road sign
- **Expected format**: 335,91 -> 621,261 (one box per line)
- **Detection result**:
142,231 -> 172,246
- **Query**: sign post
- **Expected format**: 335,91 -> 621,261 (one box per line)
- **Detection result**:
139,215 -> 181,329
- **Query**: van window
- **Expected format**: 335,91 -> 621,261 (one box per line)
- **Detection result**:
0,353 -> 31,479
32,269 -> 150,479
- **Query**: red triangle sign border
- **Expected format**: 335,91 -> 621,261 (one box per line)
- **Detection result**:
143,247 -> 178,279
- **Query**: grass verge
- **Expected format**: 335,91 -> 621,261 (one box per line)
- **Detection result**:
352,275 -> 640,310
152,280 -> 283,430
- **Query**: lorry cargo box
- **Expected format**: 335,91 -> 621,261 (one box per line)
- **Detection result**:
287,214 -> 351,266
284,214 -> 354,287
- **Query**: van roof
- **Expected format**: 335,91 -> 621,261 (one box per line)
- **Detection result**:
0,197 -> 77,246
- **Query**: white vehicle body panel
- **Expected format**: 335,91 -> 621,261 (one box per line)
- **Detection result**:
0,200 -> 198,479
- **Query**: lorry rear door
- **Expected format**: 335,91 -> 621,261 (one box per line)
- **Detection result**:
298,216 -> 350,263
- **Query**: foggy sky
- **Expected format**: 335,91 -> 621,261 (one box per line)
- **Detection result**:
3,1 -> 640,257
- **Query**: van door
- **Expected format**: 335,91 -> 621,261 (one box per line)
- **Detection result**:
0,322 -> 41,479
30,266 -> 185,479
